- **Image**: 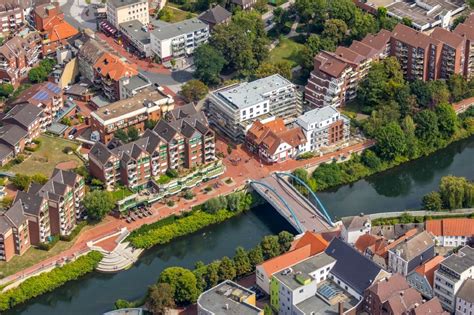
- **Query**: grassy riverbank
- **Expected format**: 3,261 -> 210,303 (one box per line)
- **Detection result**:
0,251 -> 103,311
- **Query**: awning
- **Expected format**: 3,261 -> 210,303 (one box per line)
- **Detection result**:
99,20 -> 117,35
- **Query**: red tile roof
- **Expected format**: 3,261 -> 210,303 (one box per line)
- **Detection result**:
260,244 -> 312,276
93,52 -> 138,81
290,232 -> 329,256
414,255 -> 444,286
354,234 -> 387,254
426,218 -> 474,237
43,15 -> 78,42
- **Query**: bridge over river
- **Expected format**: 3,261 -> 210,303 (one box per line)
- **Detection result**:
250,172 -> 336,234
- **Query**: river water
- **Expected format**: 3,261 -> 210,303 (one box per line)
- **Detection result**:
8,136 -> 474,315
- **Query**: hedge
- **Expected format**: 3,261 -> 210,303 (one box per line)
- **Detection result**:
372,212 -> 474,226
0,251 -> 103,311
60,221 -> 87,242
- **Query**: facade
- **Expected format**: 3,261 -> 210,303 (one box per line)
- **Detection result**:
106,0 -> 149,28
245,118 -> 306,163
119,20 -> 152,57
0,124 -> 27,165
89,104 -> 215,190
430,27 -> 465,80
119,73 -> 151,100
0,33 -> 41,87
10,82 -> 64,128
388,231 -> 435,276
150,18 -> 209,61
433,246 -> 474,312
456,278 -> 474,315
454,15 -> 474,79
406,255 -> 445,299
339,214 -> 371,244
90,87 -> 174,143
426,218 -> 474,247
197,280 -> 263,315
230,0 -> 257,10
14,190 -> 51,245
77,37 -> 110,83
208,74 -> 300,143
2,103 -> 43,143
0,204 -> 30,262
295,106 -> 350,153
0,2 -> 24,34
93,52 -> 139,101
198,5 -> 231,31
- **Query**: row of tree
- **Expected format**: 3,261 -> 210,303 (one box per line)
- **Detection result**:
140,231 -> 294,313
423,176 -> 474,211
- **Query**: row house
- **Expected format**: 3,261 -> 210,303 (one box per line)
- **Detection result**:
295,106 -> 350,153
90,87 -> 174,143
0,2 -> 24,34
0,33 -> 41,87
77,37 -> 111,83
245,118 -> 306,164
426,218 -> 474,247
89,104 -> 215,190
0,169 -> 84,261
93,52 -> 139,101
33,2 -> 79,55
10,82 -> 64,128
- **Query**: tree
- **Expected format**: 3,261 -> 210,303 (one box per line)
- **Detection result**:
260,235 -> 281,260
193,44 -> 226,85
248,245 -> 264,267
422,191 -> 442,211
361,149 -> 382,170
328,0 -> 357,26
447,74 -> 468,102
429,80 -> 450,107
0,196 -> 14,209
31,173 -> 48,185
28,67 -> 48,83
114,129 -> 129,143
11,174 -> 31,191
226,193 -> 241,212
415,110 -> 440,148
255,61 -> 292,80
127,126 -> 140,142
375,122 -> 407,160
146,283 -> 176,314
352,10 -> 377,40
402,17 -> 412,26
82,190 -> 115,221
204,261 -> 220,289
157,7 -> 174,22
159,267 -> 200,305
277,231 -> 294,253
435,103 -> 458,139
218,256 -> 236,281
145,119 -> 158,130
322,19 -> 348,45
180,80 -> 209,103
439,176 -> 473,209
301,34 -> 321,70
401,115 -> 420,159
203,197 -> 222,213
0,83 -> 14,97
233,247 -> 251,277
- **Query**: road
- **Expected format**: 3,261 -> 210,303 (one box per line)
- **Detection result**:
59,0 -> 97,30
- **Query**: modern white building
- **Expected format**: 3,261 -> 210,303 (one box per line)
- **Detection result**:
434,246 -> 474,312
119,20 -> 152,57
207,74 -> 301,143
339,214 -> 371,244
106,0 -> 149,28
295,106 -> 350,153
150,18 -> 209,61
455,278 -> 474,315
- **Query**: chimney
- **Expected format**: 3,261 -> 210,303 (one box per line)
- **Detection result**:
338,301 -> 344,315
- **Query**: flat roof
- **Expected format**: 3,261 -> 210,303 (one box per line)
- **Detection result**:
440,246 -> 474,274
298,106 -> 342,125
295,280 -> 359,315
215,74 -> 293,110
274,253 -> 335,291
151,18 -> 208,41
108,0 -> 146,8
92,88 -> 170,122
198,280 -> 262,315
119,20 -> 151,45
122,74 -> 151,91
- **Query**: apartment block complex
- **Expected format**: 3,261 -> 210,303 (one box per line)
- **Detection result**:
433,246 -> 474,312
0,33 -> 41,87
0,203 -> 31,262
295,106 -> 350,153
208,74 -> 301,142
106,0 -> 149,28
90,87 -> 174,143
454,14 -> 474,79
0,2 -> 24,34
150,18 -> 209,61
89,104 -> 215,190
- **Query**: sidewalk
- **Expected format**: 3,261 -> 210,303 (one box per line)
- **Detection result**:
0,139 -> 373,287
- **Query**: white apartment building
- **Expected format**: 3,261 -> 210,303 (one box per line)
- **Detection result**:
433,246 -> 474,312
106,0 -> 149,28
455,278 -> 474,315
295,106 -> 350,153
150,18 -> 209,61
119,20 -> 152,57
208,74 -> 300,143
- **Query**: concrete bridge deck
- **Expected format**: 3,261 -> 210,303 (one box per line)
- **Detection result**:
251,174 -> 333,234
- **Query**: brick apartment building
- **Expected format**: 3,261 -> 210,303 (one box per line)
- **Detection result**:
93,52 -> 139,101
454,14 -> 474,79
0,169 -> 84,261
89,104 -> 215,190
0,2 -> 24,34
33,2 -> 79,56
0,33 -> 42,87
90,87 -> 174,143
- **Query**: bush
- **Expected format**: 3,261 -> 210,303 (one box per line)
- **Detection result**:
0,251 -> 102,311
37,235 -> 60,251
183,190 -> 194,200
166,169 -> 179,178
157,174 -> 172,185
297,152 -> 315,160
167,200 -> 175,207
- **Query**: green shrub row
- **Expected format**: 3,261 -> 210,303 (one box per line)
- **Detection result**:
37,235 -> 59,251
0,251 -> 103,311
372,212 -> 474,226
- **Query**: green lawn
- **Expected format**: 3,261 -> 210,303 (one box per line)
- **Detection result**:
268,37 -> 305,68
111,187 -> 134,202
159,5 -> 197,23
7,135 -> 84,177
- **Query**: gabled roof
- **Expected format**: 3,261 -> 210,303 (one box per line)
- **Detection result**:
12,82 -> 62,107
43,15 -> 79,42
199,5 -> 231,25
384,287 -> 422,314
391,24 -> 439,49
93,52 -> 138,81
262,127 -> 306,155
0,124 -> 28,147
411,298 -> 449,315
430,27 -> 464,49
426,218 -> 474,237
89,141 -> 113,165
390,231 -> 434,261
341,214 -> 370,232
246,119 -> 286,145
361,29 -> 391,52
414,255 -> 444,287
290,232 -> 329,256
2,103 -> 43,130
368,274 -> 410,303
4,201 -> 28,228
354,234 -> 387,255
259,244 -> 312,276
14,191 -> 45,216
315,51 -> 351,78
325,237 -> 385,295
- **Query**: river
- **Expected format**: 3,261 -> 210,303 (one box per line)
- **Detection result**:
8,136 -> 474,315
